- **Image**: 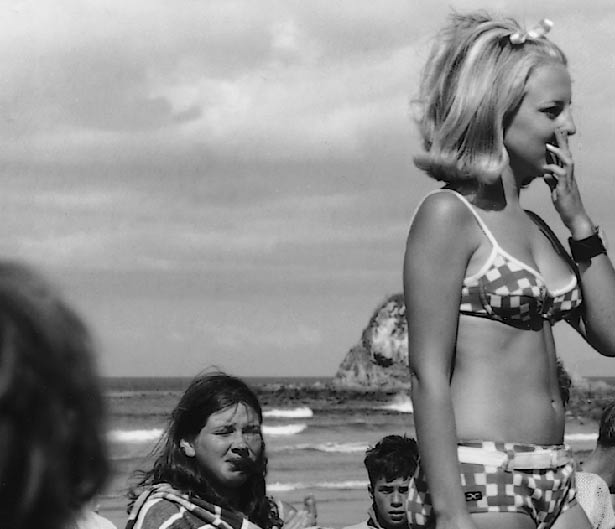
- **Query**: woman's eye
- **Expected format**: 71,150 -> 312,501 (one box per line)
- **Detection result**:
214,428 -> 234,436
244,426 -> 262,436
543,106 -> 562,119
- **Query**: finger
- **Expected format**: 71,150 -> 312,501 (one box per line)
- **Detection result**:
546,143 -> 574,170
304,495 -> 317,518
545,147 -> 574,191
545,143 -> 563,168
543,163 -> 568,192
554,130 -> 575,172
543,164 -> 566,178
543,173 -> 558,192
555,128 -> 570,154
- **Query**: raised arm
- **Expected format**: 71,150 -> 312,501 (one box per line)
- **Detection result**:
545,129 -> 615,356
404,192 -> 478,529
566,221 -> 615,356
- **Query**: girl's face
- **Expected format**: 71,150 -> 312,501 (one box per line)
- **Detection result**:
504,63 -> 575,185
182,403 -> 263,497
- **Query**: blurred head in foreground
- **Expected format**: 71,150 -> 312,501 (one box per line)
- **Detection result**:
0,261 -> 108,529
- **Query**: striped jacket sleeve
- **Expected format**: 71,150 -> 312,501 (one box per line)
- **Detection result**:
129,497 -> 216,529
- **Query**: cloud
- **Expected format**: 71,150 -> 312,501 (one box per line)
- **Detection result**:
0,0 -> 427,166
0,182 -> 409,272
207,322 -> 322,350
5,0 -> 611,170
3,0 -> 613,273
1,0 -> 614,379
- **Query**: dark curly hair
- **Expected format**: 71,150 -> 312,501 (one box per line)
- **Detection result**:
0,261 -> 109,529
130,371 -> 280,529
598,400 -> 615,448
364,434 -> 419,485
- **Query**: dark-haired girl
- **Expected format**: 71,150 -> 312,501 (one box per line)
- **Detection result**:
127,372 -> 312,529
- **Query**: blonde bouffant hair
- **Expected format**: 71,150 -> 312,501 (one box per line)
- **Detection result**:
414,12 -> 567,184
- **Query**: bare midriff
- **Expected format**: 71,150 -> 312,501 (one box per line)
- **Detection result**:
452,314 -> 565,445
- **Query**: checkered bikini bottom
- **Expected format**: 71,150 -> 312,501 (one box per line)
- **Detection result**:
406,441 -> 578,529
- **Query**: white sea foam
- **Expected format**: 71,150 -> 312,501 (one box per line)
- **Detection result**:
263,423 -> 307,436
564,432 -> 598,442
268,482 -> 303,492
108,428 -> 163,443
108,428 -> 599,447
263,407 -> 314,418
108,423 -> 307,443
268,480 -> 368,492
318,480 -> 368,489
294,442 -> 369,453
381,393 -> 414,413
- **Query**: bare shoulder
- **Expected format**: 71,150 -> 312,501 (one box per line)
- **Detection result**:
410,190 -> 477,243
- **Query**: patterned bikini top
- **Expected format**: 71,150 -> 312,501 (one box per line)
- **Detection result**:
440,190 -> 582,329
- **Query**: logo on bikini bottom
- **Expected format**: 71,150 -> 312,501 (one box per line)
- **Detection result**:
465,491 -> 483,502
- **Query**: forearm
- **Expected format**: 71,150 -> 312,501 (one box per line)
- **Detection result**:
411,376 -> 472,526
577,254 -> 615,354
570,218 -> 615,354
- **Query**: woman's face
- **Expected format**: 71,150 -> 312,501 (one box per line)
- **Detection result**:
182,402 -> 263,496
504,62 -> 575,185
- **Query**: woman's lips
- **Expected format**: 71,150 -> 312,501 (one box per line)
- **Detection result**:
227,457 -> 256,472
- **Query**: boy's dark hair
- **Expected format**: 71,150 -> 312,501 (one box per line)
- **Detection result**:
364,435 -> 419,485
598,401 -> 615,447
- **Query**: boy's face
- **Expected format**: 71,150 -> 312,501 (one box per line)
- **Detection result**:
369,477 -> 410,529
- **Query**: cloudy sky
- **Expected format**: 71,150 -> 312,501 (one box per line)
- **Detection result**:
2,0 -> 615,377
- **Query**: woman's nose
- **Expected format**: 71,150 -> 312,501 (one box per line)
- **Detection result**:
230,430 -> 249,447
562,109 -> 576,137
231,445 -> 250,457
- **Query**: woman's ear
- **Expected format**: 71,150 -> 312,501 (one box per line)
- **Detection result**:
180,438 -> 196,457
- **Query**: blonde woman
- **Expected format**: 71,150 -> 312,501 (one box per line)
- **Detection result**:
404,12 -> 615,529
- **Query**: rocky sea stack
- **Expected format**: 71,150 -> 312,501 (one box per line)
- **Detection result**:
333,293 -> 411,389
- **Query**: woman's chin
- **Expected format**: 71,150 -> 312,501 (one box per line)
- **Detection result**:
520,169 -> 544,188
224,472 -> 249,488
522,177 -> 536,188
224,464 -> 252,483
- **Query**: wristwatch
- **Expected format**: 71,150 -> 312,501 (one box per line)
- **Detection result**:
568,225 -> 607,263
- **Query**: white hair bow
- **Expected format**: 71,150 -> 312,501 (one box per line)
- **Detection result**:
509,19 -> 553,45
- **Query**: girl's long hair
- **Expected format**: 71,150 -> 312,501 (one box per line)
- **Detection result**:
129,371 -> 279,529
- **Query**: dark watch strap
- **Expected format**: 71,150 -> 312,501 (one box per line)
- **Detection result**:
568,232 -> 607,262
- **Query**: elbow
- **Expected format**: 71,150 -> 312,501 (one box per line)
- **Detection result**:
409,368 -> 451,401
585,327 -> 615,357
590,337 -> 615,357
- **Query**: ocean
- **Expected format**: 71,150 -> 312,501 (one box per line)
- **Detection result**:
98,376 -> 607,529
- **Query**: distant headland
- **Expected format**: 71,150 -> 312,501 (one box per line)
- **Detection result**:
332,293 -> 410,389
